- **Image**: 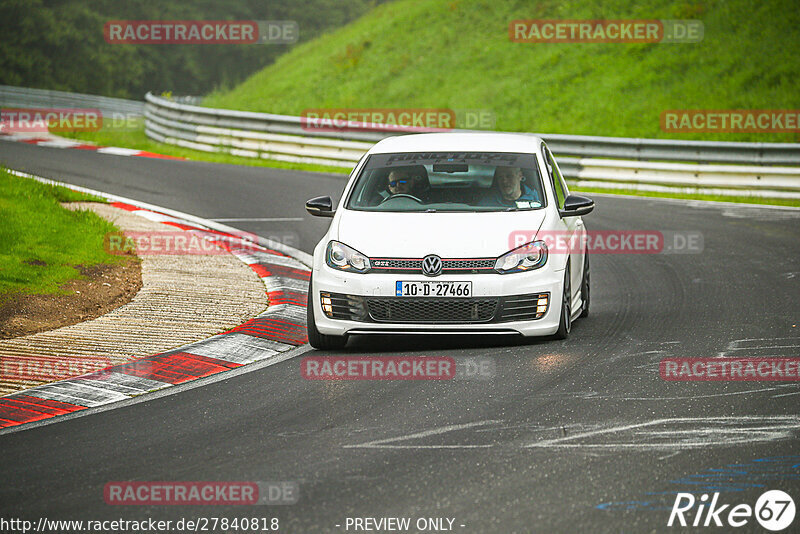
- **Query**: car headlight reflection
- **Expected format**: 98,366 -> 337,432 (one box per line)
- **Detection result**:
326,241 -> 371,273
495,240 -> 548,274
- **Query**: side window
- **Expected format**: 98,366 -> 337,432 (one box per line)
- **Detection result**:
542,145 -> 566,209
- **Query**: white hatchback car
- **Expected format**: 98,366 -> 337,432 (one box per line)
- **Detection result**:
305,133 -> 594,349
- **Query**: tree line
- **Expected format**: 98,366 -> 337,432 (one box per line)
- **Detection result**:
0,0 -> 383,99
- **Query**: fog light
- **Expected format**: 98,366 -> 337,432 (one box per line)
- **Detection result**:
321,294 -> 333,317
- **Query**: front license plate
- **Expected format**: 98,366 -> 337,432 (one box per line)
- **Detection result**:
396,281 -> 472,297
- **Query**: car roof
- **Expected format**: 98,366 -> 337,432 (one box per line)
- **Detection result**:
367,132 -> 545,155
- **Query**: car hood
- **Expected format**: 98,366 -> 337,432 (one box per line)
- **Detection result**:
334,210 -> 548,258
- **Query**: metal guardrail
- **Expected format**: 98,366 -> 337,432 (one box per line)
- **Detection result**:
144,92 -> 800,198
145,93 -> 385,143
0,85 -> 144,117
144,93 -> 800,164
563,157 -> 800,199
540,134 -> 800,166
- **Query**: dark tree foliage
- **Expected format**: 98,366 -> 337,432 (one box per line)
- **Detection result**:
0,0 -> 382,98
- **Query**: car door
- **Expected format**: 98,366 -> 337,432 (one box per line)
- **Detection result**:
543,144 -> 585,311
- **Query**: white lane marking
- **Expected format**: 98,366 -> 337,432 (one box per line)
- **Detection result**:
36,140 -> 83,148
581,191 -> 800,211
725,345 -> 800,351
96,146 -> 141,156
569,386 -> 784,401
773,391 -> 800,398
721,207 -> 800,219
728,337 -> 800,350
343,417 -> 800,451
474,424 -> 564,433
211,217 -> 304,222
718,337 -> 800,357
534,383 -> 800,401
728,337 -> 800,343
524,416 -> 800,450
131,209 -> 203,225
615,388 -> 785,400
343,420 -> 501,449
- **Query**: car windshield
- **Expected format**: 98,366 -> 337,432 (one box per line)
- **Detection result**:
345,151 -> 546,212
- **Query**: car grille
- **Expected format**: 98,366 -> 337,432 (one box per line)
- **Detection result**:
368,298 -> 498,323
442,259 -> 496,270
320,292 -> 549,324
370,257 -> 496,274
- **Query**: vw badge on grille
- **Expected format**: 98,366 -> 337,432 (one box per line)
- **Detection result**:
421,255 -> 443,277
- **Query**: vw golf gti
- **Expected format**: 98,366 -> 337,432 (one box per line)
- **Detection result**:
305,132 -> 594,349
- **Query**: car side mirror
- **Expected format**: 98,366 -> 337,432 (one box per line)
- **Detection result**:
306,196 -> 335,217
561,194 -> 594,217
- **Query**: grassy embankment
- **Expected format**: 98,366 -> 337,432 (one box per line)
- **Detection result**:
0,169 -> 124,302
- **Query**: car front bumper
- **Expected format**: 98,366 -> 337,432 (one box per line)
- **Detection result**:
310,264 -> 565,337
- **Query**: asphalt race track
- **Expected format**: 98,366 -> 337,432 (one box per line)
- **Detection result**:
1,142 -> 799,533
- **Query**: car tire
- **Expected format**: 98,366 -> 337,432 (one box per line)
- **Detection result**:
579,254 -> 590,318
306,276 -> 348,350
554,264 -> 571,340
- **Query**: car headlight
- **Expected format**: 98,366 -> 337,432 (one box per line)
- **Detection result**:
326,241 -> 371,273
495,240 -> 548,274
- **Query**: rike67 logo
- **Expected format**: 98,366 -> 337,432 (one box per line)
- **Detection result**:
669,490 -> 795,530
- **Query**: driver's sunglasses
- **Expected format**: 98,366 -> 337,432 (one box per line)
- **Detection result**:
388,179 -> 409,187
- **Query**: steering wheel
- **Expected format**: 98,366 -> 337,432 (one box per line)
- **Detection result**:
380,194 -> 424,204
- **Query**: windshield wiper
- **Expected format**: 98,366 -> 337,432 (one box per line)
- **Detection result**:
504,206 -> 518,211
424,208 -> 437,213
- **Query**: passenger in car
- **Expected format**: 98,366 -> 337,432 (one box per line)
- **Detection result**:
477,166 -> 541,207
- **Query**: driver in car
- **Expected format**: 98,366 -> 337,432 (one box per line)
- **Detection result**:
478,166 -> 541,207
387,168 -> 421,196
373,167 -> 431,205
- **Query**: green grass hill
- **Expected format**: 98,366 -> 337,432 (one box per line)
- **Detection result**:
204,0 -> 800,142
